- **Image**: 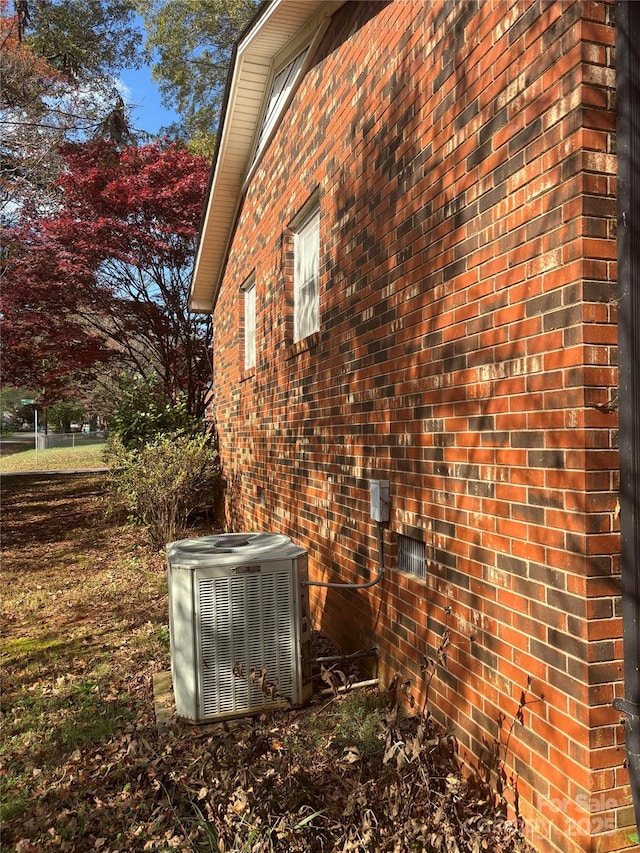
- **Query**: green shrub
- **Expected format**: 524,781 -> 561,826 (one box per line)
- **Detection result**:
107,432 -> 220,549
333,690 -> 386,762
108,374 -> 197,450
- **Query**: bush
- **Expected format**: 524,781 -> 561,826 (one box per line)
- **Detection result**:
108,374 -> 197,450
107,432 -> 220,549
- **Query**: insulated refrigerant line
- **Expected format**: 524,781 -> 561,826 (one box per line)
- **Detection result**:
303,480 -> 390,591
303,521 -> 386,590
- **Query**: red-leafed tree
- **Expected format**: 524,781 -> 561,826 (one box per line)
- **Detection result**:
1,139 -> 211,416
0,225 -> 113,407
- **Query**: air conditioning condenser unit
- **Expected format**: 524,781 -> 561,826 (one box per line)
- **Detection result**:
166,533 -> 313,723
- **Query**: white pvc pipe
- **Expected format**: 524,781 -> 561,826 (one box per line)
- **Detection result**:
311,647 -> 378,664
320,678 -> 379,696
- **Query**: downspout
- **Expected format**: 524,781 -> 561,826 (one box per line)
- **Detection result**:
612,1 -> 640,834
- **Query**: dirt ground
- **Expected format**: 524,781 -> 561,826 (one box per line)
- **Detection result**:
1,473 -> 535,852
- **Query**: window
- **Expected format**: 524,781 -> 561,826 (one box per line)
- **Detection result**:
253,46 -> 309,166
293,204 -> 320,342
242,276 -> 256,371
397,534 -> 426,580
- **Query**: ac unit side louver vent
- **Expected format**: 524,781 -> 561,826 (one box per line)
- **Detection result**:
199,571 -> 296,717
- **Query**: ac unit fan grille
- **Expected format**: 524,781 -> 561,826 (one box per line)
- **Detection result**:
198,570 -> 296,717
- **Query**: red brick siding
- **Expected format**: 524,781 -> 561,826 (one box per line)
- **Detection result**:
211,2 -> 628,851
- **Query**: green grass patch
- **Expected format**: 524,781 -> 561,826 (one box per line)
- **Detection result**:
0,777 -> 31,825
332,690 -> 386,762
0,681 -> 137,829
0,443 -> 107,473
2,634 -> 68,657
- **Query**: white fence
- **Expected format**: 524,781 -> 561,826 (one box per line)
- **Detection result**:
37,431 -> 108,450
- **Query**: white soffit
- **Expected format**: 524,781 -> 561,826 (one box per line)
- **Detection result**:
189,0 -> 344,314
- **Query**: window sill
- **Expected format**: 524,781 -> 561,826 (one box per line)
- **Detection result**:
241,367 -> 256,381
287,331 -> 320,359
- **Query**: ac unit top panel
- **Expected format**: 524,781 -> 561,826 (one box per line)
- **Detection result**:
167,532 -> 305,569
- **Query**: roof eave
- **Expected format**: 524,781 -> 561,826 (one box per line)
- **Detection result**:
189,0 -> 344,315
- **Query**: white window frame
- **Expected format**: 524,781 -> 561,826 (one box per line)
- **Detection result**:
242,275 -> 256,371
243,13 -> 334,190
293,203 -> 320,343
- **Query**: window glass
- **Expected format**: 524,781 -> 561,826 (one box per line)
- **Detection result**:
254,46 -> 309,163
294,207 -> 320,342
243,277 -> 256,370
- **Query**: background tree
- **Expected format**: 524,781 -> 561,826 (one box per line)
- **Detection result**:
25,0 -> 142,80
0,0 -> 143,211
47,399 -> 86,432
136,0 -> 257,154
0,385 -> 37,430
0,214 -> 114,407
1,139 -> 211,418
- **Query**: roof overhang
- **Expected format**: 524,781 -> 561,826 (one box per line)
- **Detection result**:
189,0 -> 344,314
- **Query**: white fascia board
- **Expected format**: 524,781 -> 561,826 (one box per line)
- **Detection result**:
189,0 -> 344,314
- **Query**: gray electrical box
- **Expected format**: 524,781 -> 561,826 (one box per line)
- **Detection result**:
369,480 -> 390,522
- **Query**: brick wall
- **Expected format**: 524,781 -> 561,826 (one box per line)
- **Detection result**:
210,2 -> 629,850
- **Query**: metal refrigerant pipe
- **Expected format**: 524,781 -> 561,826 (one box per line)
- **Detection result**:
303,522 -> 385,590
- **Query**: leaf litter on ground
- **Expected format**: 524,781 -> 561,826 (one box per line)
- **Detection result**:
1,473 -> 536,852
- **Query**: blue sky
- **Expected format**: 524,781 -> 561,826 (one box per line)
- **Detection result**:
114,14 -> 182,137
118,64 -> 180,136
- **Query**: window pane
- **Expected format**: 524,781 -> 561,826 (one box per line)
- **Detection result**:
294,208 -> 319,342
296,278 -> 318,341
244,281 -> 256,370
255,47 -> 309,160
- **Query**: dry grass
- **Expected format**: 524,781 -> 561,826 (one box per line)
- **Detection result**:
0,443 -> 107,473
1,473 -> 169,851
